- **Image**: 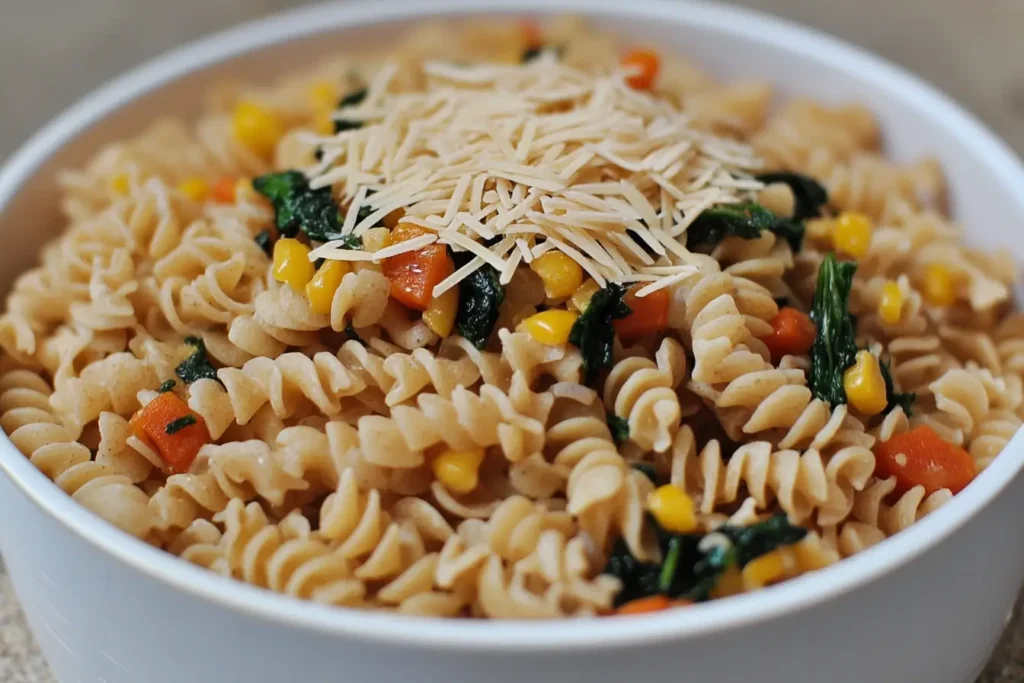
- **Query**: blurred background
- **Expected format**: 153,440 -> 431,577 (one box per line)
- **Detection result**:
3,0 -> 1024,159
1,0 -> 1023,681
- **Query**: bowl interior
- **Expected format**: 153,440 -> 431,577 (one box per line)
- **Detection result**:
0,0 -> 1023,648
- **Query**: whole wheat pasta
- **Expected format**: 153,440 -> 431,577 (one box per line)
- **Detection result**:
0,17 -> 1019,618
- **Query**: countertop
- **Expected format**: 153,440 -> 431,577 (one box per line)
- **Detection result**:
2,0 -> 1023,681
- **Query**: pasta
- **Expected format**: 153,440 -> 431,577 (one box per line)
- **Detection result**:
1,17 -> 1019,618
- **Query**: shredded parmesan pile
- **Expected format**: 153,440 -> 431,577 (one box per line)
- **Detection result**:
305,52 -> 766,297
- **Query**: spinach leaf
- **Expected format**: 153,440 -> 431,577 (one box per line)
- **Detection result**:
603,514 -> 810,605
344,322 -> 363,344
175,337 -> 220,385
608,412 -> 630,446
455,257 -> 505,350
769,217 -> 805,253
568,282 -> 632,384
719,514 -> 808,568
631,463 -> 658,484
254,229 -> 273,256
755,171 -> 829,222
808,253 -> 859,406
521,46 -> 543,63
881,357 -> 915,416
334,87 -> 368,133
165,415 -> 197,435
252,170 -> 341,242
602,539 -> 664,606
686,202 -> 775,248
157,379 -> 176,393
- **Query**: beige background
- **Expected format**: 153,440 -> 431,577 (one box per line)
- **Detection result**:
1,0 -> 1023,681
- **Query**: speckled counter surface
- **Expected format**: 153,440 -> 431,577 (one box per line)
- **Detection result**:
2,1 -> 1024,681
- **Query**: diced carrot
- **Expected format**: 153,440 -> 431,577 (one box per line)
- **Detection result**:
211,176 -> 238,204
615,595 -> 672,615
128,392 -> 211,474
874,425 -> 975,496
622,48 -> 661,90
520,19 -> 543,49
761,307 -> 816,361
613,286 -> 669,342
382,229 -> 453,311
390,224 -> 428,243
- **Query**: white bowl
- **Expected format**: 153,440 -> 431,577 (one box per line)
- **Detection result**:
1,1 -> 1023,682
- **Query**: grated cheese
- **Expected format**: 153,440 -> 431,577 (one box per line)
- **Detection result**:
309,55 -> 766,297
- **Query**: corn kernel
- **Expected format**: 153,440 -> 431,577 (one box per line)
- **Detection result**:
878,280 -> 904,325
646,484 -> 698,534
232,101 -> 285,158
272,238 -> 316,292
520,310 -> 580,345
832,211 -> 873,259
569,279 -> 601,313
922,263 -> 957,307
361,227 -> 393,253
741,550 -> 787,590
710,564 -> 744,599
843,350 -> 888,416
793,538 -> 832,572
432,448 -> 486,494
314,110 -> 336,136
308,81 -> 337,111
422,288 -> 459,338
531,251 -> 584,299
109,173 -> 130,195
382,208 -> 405,231
177,177 -> 209,202
305,260 -> 350,314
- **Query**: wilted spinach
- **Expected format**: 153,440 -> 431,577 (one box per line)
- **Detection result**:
686,202 -> 775,248
809,253 -> 914,414
334,87 -> 367,133
157,379 -> 176,393
454,255 -> 505,350
252,170 -> 367,247
568,282 -> 632,384
608,412 -> 630,446
755,171 -> 829,222
254,229 -> 273,256
603,514 -> 809,606
175,337 -> 219,385
165,415 -> 197,435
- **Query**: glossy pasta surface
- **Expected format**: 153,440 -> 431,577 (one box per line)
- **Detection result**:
0,17 -> 1019,619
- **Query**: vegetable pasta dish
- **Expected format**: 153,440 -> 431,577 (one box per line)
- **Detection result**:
0,17 -> 1020,619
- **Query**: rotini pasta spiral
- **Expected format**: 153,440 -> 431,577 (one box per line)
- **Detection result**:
0,369 -> 156,538
603,337 -> 686,452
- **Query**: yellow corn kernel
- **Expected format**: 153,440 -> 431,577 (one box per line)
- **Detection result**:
843,350 -> 888,416
877,280 -> 904,325
305,260 -> 350,314
423,288 -> 459,338
272,238 -> 316,292
314,110 -> 336,136
232,101 -> 285,157
832,211 -> 873,259
361,227 -> 393,253
382,208 -> 405,230
793,538 -> 832,572
922,263 -> 957,307
741,550 -> 787,590
177,177 -> 209,202
569,279 -> 601,312
109,173 -> 130,195
308,81 -> 337,111
521,310 -> 579,345
646,484 -> 698,534
531,251 -> 584,299
710,564 -> 744,599
432,448 -> 486,494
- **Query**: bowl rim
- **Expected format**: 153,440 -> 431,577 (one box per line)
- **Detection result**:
2,0 -> 1024,652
